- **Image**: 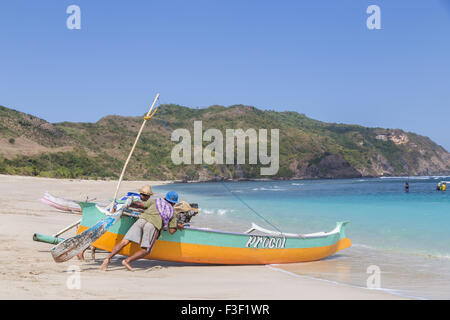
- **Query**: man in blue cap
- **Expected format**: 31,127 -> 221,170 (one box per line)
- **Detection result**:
101,190 -> 184,271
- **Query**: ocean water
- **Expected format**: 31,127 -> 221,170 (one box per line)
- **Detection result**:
153,177 -> 450,299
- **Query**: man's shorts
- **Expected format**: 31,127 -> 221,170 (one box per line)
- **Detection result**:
124,218 -> 159,253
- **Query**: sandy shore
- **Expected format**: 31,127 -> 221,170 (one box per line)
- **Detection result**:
0,174 -> 404,299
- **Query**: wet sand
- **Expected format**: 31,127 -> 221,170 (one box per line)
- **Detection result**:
0,175 -> 405,299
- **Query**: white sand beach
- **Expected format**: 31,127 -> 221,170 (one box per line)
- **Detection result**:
0,175 -> 404,300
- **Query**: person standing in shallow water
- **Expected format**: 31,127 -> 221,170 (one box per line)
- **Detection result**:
405,182 -> 409,193
100,190 -> 184,271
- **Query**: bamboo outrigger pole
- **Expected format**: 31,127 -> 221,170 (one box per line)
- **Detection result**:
112,93 -> 160,203
53,219 -> 81,237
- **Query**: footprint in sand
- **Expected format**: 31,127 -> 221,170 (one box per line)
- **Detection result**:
145,266 -> 163,272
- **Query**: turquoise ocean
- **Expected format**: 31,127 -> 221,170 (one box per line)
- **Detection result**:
154,177 -> 450,299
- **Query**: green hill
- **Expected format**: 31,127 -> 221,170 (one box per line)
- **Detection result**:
0,104 -> 449,180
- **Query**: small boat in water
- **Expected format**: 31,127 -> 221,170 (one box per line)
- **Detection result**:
437,181 -> 449,191
72,202 -> 351,265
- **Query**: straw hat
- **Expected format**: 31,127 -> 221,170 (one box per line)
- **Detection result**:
138,185 -> 154,196
174,201 -> 198,214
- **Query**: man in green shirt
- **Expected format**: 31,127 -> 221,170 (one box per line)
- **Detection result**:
101,189 -> 183,271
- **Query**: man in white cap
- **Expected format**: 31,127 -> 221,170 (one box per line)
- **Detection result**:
100,189 -> 184,271
78,185 -> 155,262
137,185 -> 153,202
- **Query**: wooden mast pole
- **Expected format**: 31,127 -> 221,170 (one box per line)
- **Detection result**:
112,93 -> 160,203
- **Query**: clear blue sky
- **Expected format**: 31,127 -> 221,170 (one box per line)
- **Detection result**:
1,1 -> 450,150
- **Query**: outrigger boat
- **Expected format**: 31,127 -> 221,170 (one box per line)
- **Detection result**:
40,191 -> 136,214
63,202 -> 351,265
35,194 -> 352,263
39,191 -> 105,214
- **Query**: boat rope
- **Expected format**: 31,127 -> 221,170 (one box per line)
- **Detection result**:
144,106 -> 159,120
155,101 -> 285,235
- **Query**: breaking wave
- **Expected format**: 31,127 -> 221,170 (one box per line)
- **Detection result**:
200,208 -> 234,216
252,187 -> 287,191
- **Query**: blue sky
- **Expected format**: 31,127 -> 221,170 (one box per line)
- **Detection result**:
1,1 -> 450,150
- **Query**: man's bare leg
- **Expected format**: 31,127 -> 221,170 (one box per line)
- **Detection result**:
100,239 -> 130,271
122,248 -> 147,272
77,248 -> 87,261
90,246 -> 96,261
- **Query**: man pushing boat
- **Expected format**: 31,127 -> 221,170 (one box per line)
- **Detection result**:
100,188 -> 184,271
76,187 -> 146,262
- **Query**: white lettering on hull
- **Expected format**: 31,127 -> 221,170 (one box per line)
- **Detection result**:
245,236 -> 286,249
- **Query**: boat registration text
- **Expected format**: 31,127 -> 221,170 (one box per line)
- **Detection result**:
245,235 -> 286,249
